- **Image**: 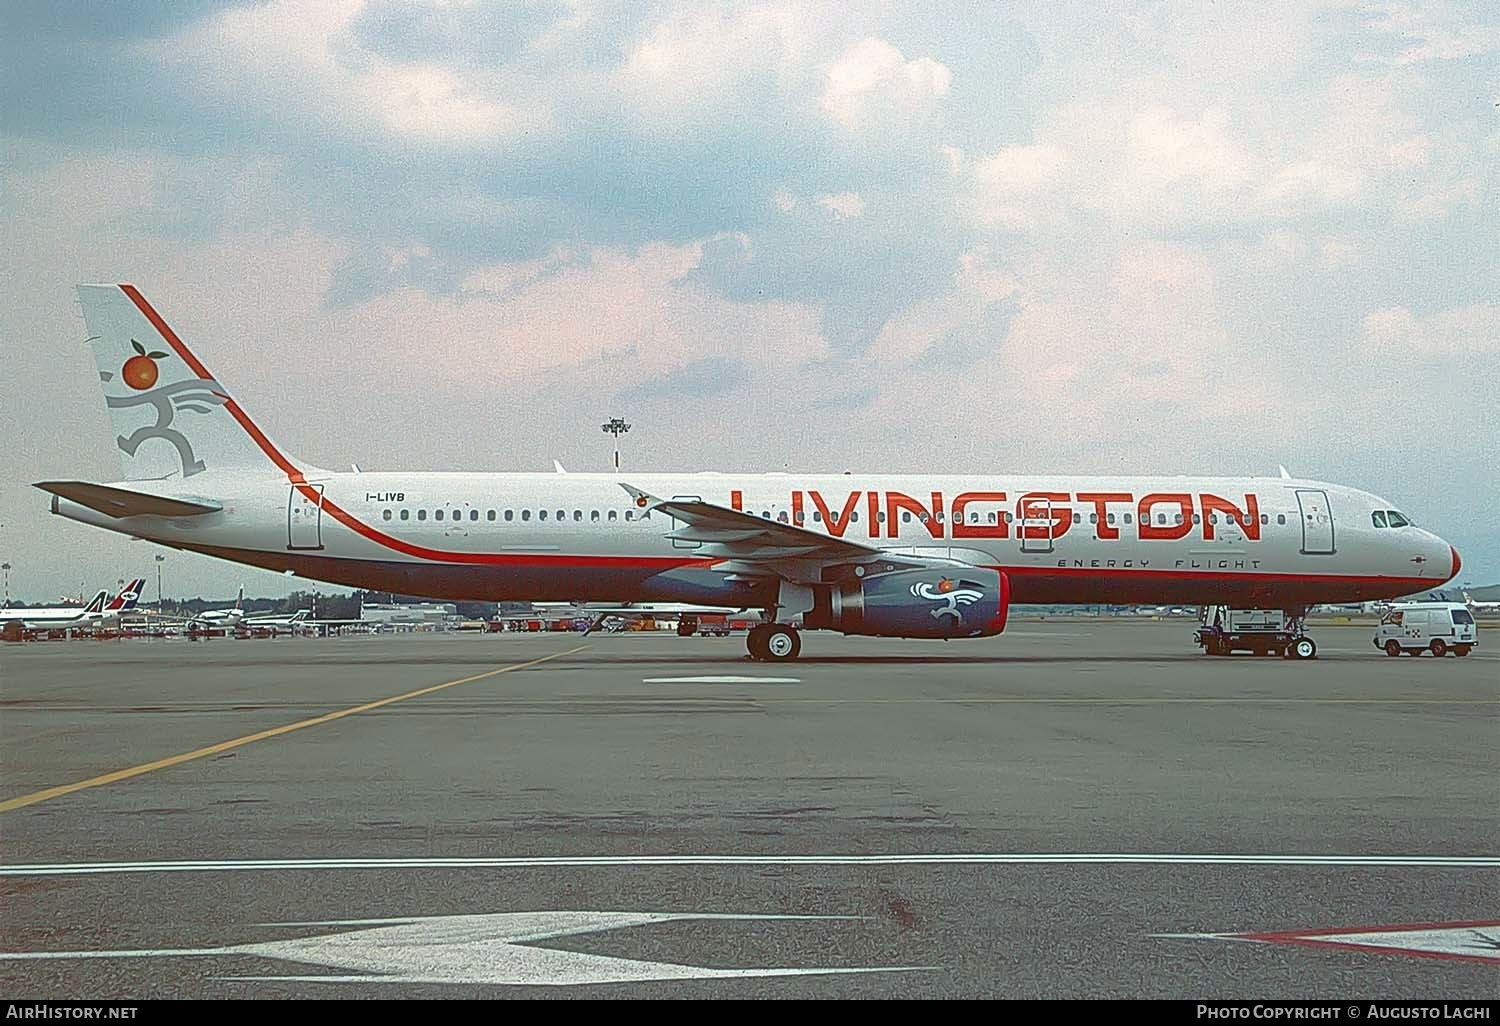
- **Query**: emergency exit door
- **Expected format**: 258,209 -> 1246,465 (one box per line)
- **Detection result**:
288,484 -> 324,550
1295,489 -> 1335,554
1018,495 -> 1055,554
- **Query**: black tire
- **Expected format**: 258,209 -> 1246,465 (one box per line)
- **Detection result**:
1430,639 -> 1447,658
1455,646 -> 1471,657
746,625 -> 770,661
1291,637 -> 1317,660
762,625 -> 801,662
1384,640 -> 1402,657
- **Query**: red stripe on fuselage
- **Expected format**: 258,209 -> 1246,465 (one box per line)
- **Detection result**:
119,285 -> 712,571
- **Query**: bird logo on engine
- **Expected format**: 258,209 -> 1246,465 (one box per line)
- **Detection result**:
910,578 -> 986,625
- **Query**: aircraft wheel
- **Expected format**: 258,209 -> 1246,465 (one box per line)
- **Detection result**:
1384,640 -> 1402,657
746,624 -> 771,660
1455,646 -> 1471,657
762,625 -> 801,662
1291,637 -> 1317,660
1429,639 -> 1447,658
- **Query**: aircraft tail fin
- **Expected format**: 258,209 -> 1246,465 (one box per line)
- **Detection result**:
235,585 -> 244,612
76,285 -> 303,482
83,590 -> 108,614
105,578 -> 147,612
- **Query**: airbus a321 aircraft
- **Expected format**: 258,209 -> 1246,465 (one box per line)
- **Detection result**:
36,285 -> 1462,661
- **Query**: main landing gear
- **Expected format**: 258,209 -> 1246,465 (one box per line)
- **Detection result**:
747,623 -> 801,662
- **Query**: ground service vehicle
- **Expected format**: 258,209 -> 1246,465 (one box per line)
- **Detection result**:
1374,602 -> 1477,657
1195,605 -> 1315,659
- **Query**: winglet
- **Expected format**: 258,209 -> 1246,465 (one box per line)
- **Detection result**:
1278,465 -> 1291,480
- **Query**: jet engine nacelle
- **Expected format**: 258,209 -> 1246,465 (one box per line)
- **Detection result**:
806,567 -> 1010,639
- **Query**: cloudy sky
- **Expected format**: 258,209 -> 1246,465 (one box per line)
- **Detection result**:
1,0 -> 1496,602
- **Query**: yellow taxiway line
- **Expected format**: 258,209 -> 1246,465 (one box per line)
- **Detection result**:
0,645 -> 588,814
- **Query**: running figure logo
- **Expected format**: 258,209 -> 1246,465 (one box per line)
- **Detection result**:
910,578 -> 986,626
101,338 -> 228,478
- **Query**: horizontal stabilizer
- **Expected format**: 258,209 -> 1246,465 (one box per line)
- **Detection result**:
35,481 -> 222,519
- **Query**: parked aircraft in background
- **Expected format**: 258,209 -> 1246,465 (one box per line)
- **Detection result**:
1463,591 -> 1500,614
188,585 -> 245,628
0,577 -> 144,631
37,285 -> 1463,661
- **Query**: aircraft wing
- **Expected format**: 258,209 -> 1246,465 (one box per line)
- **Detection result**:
618,483 -> 884,567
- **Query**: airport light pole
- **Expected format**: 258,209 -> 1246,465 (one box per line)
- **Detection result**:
601,417 -> 630,473
155,554 -> 165,610
2,563 -> 9,606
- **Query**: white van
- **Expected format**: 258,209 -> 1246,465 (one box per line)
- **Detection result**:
1374,602 -> 1478,657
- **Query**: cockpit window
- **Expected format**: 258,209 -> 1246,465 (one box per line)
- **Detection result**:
1386,511 -> 1410,528
1371,510 -> 1388,528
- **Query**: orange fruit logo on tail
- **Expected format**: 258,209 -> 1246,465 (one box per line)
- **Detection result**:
122,339 -> 166,390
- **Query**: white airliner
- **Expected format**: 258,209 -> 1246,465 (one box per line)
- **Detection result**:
0,577 -> 145,631
1463,591 -> 1500,614
188,585 -> 245,628
37,285 -> 1463,661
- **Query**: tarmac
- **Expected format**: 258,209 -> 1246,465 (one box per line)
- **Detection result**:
1,621 -> 1496,998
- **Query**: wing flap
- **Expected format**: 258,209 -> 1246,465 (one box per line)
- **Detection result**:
35,480 -> 223,518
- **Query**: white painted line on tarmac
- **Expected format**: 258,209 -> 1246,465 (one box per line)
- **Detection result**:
1,853 -> 1496,877
643,676 -> 801,684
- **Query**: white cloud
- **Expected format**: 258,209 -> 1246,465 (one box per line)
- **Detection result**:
816,192 -> 865,219
821,37 -> 951,130
1363,304 -> 1500,356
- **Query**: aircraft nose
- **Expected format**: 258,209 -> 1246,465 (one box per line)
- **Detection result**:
1449,545 -> 1462,583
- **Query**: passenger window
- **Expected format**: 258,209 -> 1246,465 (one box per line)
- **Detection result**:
1124,513 -> 1133,524
400,509 -> 410,521
814,512 -> 823,522
989,512 -> 999,524
1277,514 -> 1286,525
851,511 -> 860,522
1260,513 -> 1268,525
626,510 -> 634,521
504,510 -> 513,522
1191,513 -> 1200,525
470,510 -> 478,521
1174,513 -> 1183,525
487,510 -> 495,521
1089,513 -> 1098,524
608,510 -> 617,522
435,509 -> 444,521
934,512 -> 943,522
1157,513 -> 1167,525
522,510 -> 531,521
453,510 -> 461,521
1372,511 -> 1388,528
591,510 -> 599,522
557,510 -> 565,522
418,509 -> 427,521
539,510 -> 548,521
903,512 -> 912,523
1073,512 -> 1081,524
382,509 -> 392,521
574,510 -> 582,522
796,511 -> 806,524
1107,513 -> 1116,525
778,511 -> 788,523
